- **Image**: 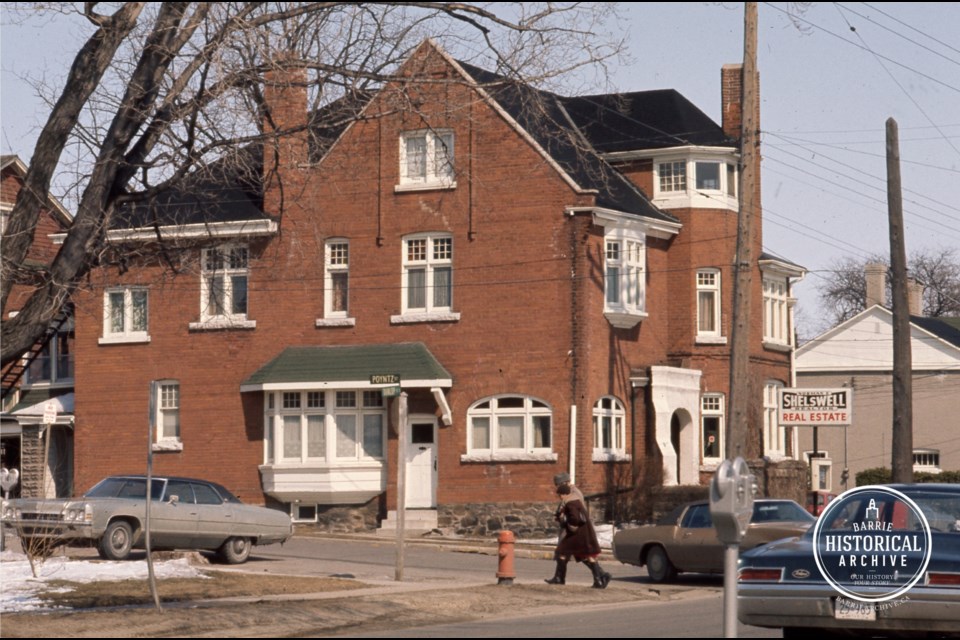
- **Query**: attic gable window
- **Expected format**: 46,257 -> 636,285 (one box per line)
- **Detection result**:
396,130 -> 456,192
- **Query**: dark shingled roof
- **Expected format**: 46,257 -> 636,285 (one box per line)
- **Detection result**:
559,91 -> 735,154
111,93 -> 370,231
242,343 -> 452,387
911,316 -> 960,349
457,62 -> 678,224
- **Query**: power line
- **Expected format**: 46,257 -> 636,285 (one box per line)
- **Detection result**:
860,2 -> 960,58
837,3 -> 960,68
762,2 -> 960,95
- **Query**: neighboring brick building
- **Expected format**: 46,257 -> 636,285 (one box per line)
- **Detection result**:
69,41 -> 804,533
1,155 -> 75,499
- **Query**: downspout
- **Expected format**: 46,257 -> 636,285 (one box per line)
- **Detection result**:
568,208 -> 580,485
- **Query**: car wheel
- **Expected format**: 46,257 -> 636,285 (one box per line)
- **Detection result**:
99,520 -> 134,561
219,536 -> 251,564
645,545 -> 677,583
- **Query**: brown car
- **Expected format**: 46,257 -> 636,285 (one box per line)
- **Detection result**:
612,499 -> 815,582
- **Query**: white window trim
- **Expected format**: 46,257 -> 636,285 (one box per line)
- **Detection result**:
393,232 -> 458,323
651,151 -> 739,211
763,381 -> 787,459
700,393 -> 724,466
99,287 -> 151,345
696,268 -> 725,344
762,275 -> 790,348
462,395 -> 557,462
320,238 -> 354,325
592,396 -> 629,461
194,244 -> 254,329
913,448 -> 942,473
602,225 -> 648,329
264,390 -> 387,466
396,129 -> 456,192
153,380 -> 183,452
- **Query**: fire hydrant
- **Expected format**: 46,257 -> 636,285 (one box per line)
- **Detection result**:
496,529 -> 516,585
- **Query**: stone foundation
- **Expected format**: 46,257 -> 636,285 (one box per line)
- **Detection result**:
439,502 -> 559,539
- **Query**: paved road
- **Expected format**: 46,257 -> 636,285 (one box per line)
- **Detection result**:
247,535 -> 780,637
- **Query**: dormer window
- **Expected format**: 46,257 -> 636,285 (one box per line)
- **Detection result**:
652,151 -> 738,210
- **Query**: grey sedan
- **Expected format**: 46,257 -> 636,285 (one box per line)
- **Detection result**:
1,475 -> 292,563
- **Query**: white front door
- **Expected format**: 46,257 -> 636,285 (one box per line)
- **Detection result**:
406,418 -> 437,509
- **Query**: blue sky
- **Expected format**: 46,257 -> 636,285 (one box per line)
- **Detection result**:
2,3 -> 958,337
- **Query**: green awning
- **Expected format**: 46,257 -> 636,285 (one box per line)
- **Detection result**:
240,342 -> 452,391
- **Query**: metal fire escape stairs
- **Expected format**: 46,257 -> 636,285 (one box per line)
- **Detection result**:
1,304 -> 73,403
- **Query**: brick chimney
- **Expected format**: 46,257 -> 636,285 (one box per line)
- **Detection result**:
721,63 -> 761,141
262,61 -> 309,177
721,64 -> 742,139
864,262 -> 887,308
907,277 -> 925,316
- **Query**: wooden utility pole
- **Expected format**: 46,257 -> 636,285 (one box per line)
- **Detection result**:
886,118 -> 913,483
727,2 -> 758,459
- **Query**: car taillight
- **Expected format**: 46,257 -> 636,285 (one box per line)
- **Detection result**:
927,572 -> 960,586
739,568 -> 783,582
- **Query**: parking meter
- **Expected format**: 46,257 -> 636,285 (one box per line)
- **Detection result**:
710,456 -> 755,638
710,456 -> 754,544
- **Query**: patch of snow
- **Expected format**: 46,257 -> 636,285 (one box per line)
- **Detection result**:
0,551 -> 204,613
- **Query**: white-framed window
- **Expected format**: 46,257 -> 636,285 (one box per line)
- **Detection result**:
393,233 -> 458,323
913,449 -> 941,473
659,161 -> 686,193
764,381 -> 786,458
701,394 -> 724,463
466,395 -> 553,459
320,239 -> 352,324
101,288 -> 149,343
398,129 -> 455,190
653,156 -> 738,210
153,380 -> 182,451
763,276 -> 789,346
266,389 -> 385,464
603,226 -> 647,328
24,322 -> 74,386
0,205 -> 10,235
198,244 -> 251,327
696,269 -> 723,342
593,396 -> 627,459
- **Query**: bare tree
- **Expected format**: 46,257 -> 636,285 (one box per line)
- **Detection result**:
1,2 -> 624,366
817,248 -> 960,327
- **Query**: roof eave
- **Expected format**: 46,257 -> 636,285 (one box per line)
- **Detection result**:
51,219 -> 279,245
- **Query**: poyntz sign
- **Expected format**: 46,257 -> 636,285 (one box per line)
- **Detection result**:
778,388 -> 853,426
813,486 -> 932,603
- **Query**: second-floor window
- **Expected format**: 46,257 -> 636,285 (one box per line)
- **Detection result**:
324,240 -> 350,318
201,245 -> 248,322
763,276 -> 789,346
25,324 -> 74,385
696,269 -> 722,340
103,288 -> 149,341
399,130 -> 454,188
402,233 -> 452,315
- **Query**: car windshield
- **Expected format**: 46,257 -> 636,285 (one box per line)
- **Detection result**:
752,501 -> 816,524
85,477 -> 164,500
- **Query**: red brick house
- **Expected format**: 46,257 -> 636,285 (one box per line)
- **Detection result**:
68,41 -> 803,533
1,155 -> 75,498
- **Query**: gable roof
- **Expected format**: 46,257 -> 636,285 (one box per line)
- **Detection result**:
107,40 -> 742,233
796,306 -> 960,372
454,60 -> 677,225
0,154 -> 73,225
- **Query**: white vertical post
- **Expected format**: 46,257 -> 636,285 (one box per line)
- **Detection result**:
395,392 -> 408,582
569,404 -> 577,484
